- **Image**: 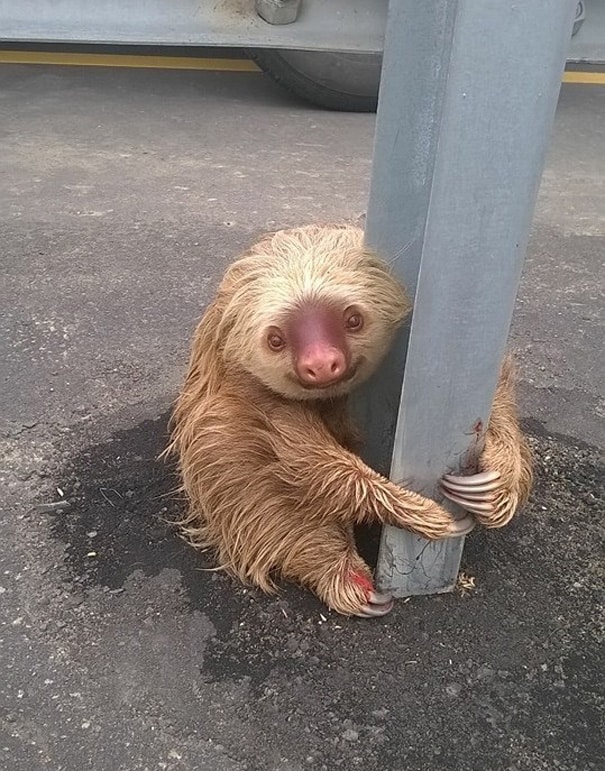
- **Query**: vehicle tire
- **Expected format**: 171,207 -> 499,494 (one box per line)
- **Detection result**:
249,49 -> 382,112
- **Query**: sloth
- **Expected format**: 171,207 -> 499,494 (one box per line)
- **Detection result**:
166,224 -> 532,617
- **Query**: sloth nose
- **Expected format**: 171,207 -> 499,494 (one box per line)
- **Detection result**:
297,346 -> 347,386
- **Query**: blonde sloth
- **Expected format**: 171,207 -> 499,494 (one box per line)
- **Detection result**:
166,224 -> 532,617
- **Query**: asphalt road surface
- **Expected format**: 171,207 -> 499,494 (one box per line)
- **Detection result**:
1,65 -> 604,771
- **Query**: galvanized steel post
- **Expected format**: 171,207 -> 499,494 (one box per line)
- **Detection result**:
357,0 -> 577,596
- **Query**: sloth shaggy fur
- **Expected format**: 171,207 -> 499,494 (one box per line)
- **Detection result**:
165,224 -> 532,616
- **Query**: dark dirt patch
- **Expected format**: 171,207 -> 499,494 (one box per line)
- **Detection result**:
46,413 -> 605,771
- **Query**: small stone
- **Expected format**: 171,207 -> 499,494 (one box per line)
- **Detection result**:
476,665 -> 495,681
446,683 -> 462,697
35,501 -> 71,514
342,729 -> 358,742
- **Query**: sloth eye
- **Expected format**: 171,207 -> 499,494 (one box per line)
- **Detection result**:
267,328 -> 286,352
344,309 -> 364,332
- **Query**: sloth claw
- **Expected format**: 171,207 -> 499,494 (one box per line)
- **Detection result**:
448,491 -> 497,502
442,490 -> 496,515
441,479 -> 500,495
443,470 -> 501,487
369,589 -> 393,605
441,470 -> 504,517
355,594 -> 394,618
445,513 -> 476,537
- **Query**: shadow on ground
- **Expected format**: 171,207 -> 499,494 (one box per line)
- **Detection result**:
49,411 -> 604,770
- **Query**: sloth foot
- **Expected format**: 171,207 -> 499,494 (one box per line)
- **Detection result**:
347,571 -> 394,618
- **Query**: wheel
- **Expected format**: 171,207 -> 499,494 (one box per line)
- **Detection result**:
249,49 -> 382,112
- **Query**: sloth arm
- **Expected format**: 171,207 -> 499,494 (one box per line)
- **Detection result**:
268,403 -> 471,540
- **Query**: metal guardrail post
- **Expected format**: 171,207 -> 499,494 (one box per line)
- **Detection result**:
357,0 -> 577,596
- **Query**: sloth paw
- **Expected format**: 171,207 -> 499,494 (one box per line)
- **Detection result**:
441,469 -> 522,528
323,569 -> 393,618
350,572 -> 394,618
403,502 -> 475,540
401,500 -> 474,541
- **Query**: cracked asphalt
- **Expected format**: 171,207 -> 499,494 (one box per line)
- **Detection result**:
1,65 -> 603,771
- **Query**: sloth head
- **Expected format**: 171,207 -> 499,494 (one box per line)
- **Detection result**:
217,225 -> 411,401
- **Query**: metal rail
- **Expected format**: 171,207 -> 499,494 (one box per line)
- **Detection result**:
0,1 -> 602,61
